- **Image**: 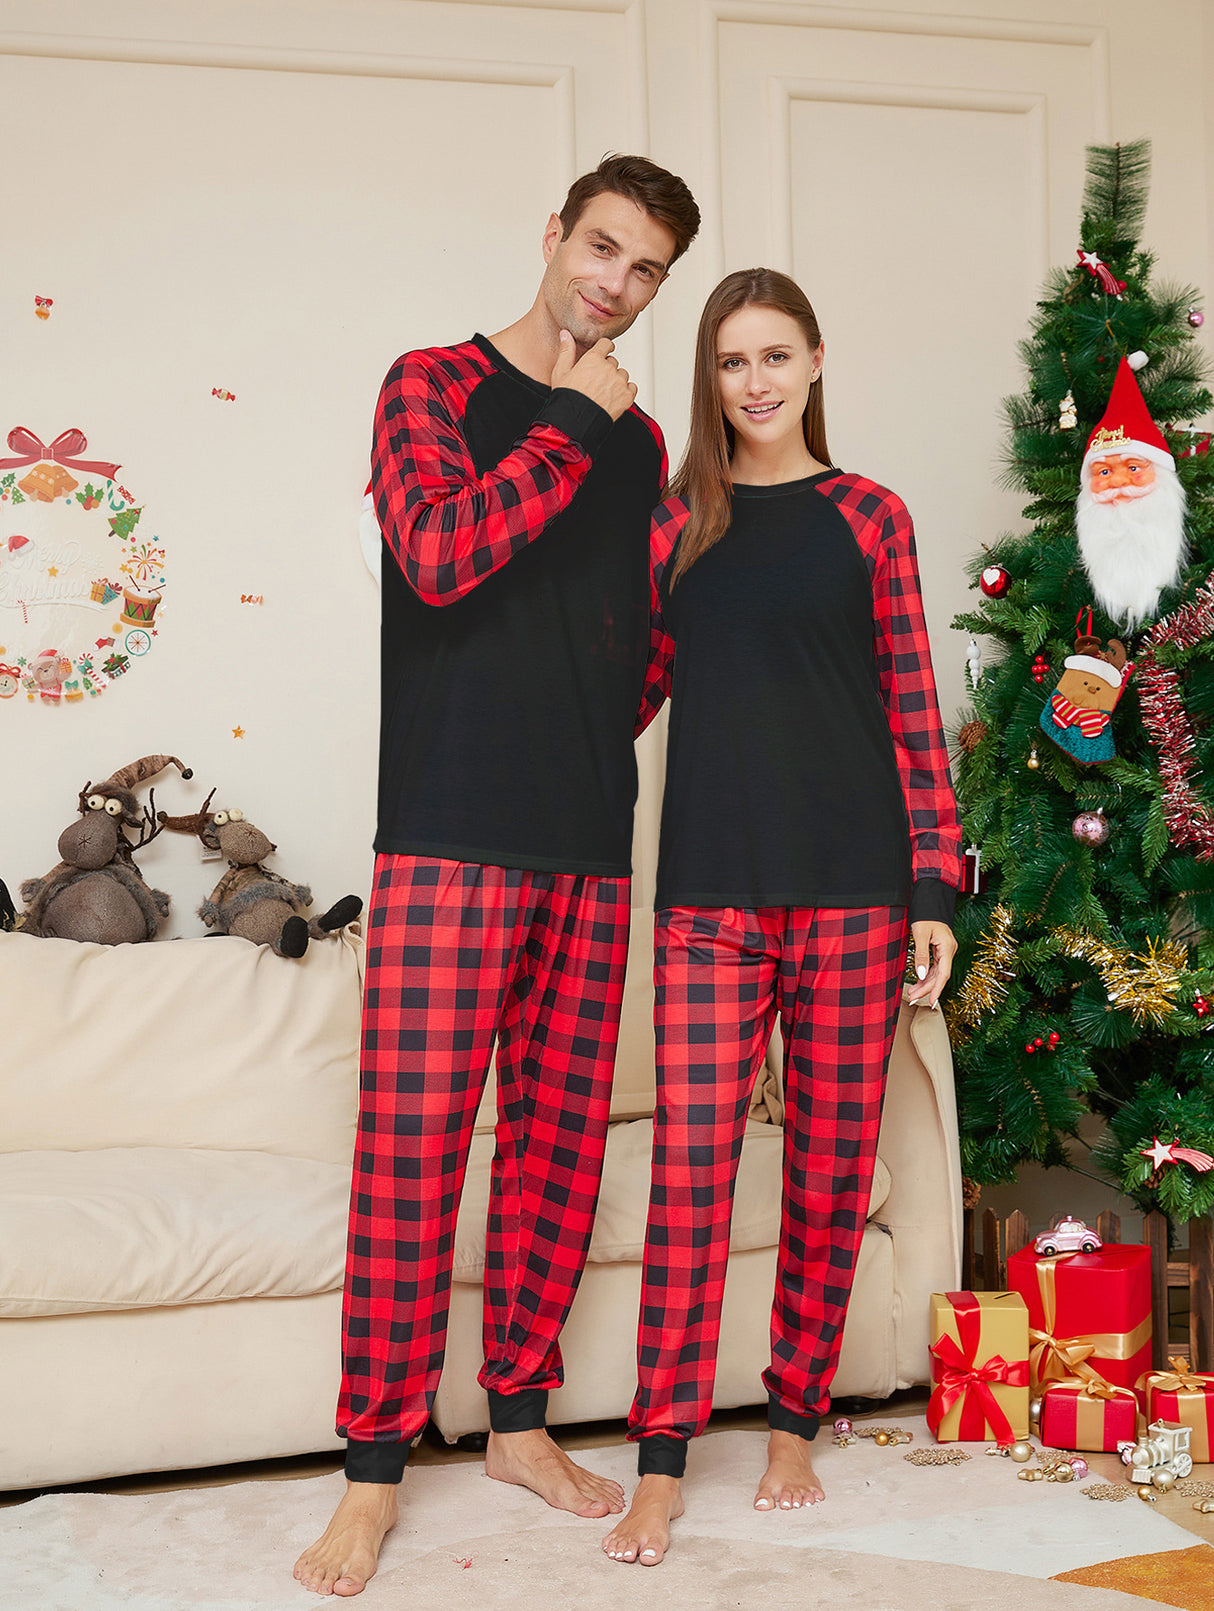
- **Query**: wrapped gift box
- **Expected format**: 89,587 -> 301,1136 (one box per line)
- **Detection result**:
928,1290 -> 1029,1443
1006,1243 -> 1151,1395
1138,1359 -> 1214,1462
1039,1377 -> 1139,1451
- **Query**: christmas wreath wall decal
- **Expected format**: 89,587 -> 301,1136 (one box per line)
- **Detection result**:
0,427 -> 167,705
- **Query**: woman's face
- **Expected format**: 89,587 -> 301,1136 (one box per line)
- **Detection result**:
715,304 -> 822,453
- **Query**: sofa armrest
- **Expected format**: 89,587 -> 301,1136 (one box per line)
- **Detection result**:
876,993 -> 964,1387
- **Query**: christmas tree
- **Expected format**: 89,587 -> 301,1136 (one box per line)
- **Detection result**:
949,139 -> 1214,1221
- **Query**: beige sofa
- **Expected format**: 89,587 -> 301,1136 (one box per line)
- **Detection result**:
0,914 -> 961,1490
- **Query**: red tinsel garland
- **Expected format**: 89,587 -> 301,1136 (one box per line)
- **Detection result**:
1138,570 -> 1214,859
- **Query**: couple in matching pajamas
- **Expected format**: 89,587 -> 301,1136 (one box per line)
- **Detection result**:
295,154 -> 961,1597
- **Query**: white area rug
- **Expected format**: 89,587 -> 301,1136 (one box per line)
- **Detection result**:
4,1417 -> 1209,1611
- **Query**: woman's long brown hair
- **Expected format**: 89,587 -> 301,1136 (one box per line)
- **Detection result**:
668,268 -> 830,586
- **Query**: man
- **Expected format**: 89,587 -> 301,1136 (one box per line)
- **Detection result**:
295,155 -> 699,1597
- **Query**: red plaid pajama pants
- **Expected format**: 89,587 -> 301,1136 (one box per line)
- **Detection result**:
628,903 -> 908,1455
339,853 -> 630,1450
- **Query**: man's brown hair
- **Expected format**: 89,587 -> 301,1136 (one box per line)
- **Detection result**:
558,154 -> 700,267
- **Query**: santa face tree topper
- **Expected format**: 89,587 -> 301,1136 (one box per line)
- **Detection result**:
1075,356 -> 1187,629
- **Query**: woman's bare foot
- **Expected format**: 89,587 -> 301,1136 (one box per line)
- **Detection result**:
602,1473 -> 684,1565
754,1428 -> 825,1511
485,1427 -> 625,1517
293,1482 -> 398,1597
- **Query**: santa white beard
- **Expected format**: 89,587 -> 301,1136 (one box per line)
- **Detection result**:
1074,462 -> 1187,629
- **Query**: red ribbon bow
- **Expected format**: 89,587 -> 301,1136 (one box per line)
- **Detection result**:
928,1294 -> 1029,1445
0,426 -> 120,481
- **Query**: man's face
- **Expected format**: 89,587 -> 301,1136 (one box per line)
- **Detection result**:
1087,452 -> 1157,504
539,192 -> 676,351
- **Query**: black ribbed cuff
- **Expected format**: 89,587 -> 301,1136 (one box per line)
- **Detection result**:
636,1433 -> 687,1478
539,389 -> 615,457
909,876 -> 956,926
487,1387 -> 548,1434
343,1438 -> 410,1484
766,1393 -> 820,1441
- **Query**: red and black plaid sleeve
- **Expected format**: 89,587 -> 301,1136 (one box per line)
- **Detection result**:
370,342 -> 612,607
821,475 -> 963,900
635,495 -> 687,736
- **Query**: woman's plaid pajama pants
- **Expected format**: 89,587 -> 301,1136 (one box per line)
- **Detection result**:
628,903 -> 908,1473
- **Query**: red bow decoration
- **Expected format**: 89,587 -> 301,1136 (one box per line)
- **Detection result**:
0,427 -> 120,481
928,1294 -> 1029,1445
34,296 -> 53,308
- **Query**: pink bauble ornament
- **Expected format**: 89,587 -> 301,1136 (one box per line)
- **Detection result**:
1188,307 -> 1205,328
980,565 -> 1011,598
833,1417 -> 852,1434
1070,1457 -> 1089,1479
1072,809 -> 1110,846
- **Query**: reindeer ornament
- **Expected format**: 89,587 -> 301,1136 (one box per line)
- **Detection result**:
19,754 -> 192,942
158,797 -> 361,958
1039,610 -> 1133,766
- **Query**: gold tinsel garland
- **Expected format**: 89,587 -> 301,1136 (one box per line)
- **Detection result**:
944,904 -> 1017,1042
1053,929 -> 1188,1025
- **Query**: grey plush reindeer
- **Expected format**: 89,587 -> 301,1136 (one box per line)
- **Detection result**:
158,796 -> 361,958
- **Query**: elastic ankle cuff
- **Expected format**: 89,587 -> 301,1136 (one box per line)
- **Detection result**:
487,1387 -> 548,1434
766,1393 -> 820,1441
344,1438 -> 409,1484
637,1434 -> 687,1478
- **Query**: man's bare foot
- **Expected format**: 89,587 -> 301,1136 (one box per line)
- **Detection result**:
754,1428 -> 825,1511
602,1473 -> 684,1565
293,1481 -> 398,1597
485,1427 -> 625,1517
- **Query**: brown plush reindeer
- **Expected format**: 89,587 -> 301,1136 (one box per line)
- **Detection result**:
158,797 -> 361,958
20,754 -> 192,943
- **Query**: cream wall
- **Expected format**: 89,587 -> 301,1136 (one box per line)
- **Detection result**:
2,0 -> 1211,937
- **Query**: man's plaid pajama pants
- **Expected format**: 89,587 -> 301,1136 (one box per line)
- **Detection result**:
338,853 -> 630,1476
628,903 -> 908,1474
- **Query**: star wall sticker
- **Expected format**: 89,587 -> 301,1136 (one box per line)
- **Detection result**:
232,725 -> 245,739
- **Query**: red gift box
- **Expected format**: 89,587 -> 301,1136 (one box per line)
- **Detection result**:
1006,1244 -> 1152,1395
1137,1358 -> 1214,1462
1039,1377 -> 1140,1452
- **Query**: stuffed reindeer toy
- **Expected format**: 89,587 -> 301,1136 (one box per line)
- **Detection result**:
158,795 -> 361,958
20,754 -> 192,943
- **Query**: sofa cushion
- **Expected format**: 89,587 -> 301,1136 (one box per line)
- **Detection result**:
451,1119 -> 890,1280
0,930 -> 362,1165
0,1148 -> 348,1317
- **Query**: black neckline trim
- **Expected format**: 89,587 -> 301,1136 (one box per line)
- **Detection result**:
473,332 -> 550,398
730,468 -> 841,498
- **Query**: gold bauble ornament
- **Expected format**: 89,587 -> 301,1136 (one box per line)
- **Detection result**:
1029,1398 -> 1043,1423
1027,747 -> 1041,770
1009,1441 -> 1033,1463
874,1431 -> 890,1446
1152,1470 -> 1176,1492
1052,1463 -> 1075,1483
1137,1485 -> 1158,1502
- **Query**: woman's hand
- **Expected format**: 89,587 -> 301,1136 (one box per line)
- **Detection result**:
907,920 -> 956,1009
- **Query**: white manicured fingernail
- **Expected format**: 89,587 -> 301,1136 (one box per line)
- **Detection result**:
916,965 -> 928,979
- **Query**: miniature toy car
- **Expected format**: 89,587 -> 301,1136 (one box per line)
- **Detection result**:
1034,1218 -> 1101,1256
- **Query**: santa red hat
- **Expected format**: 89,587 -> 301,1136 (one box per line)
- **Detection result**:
1082,356 -> 1174,473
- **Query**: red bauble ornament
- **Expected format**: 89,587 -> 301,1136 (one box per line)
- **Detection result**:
980,565 -> 1011,598
1072,808 -> 1110,846
1188,307 -> 1205,328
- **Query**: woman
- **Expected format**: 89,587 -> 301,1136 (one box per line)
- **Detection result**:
603,269 -> 962,1566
